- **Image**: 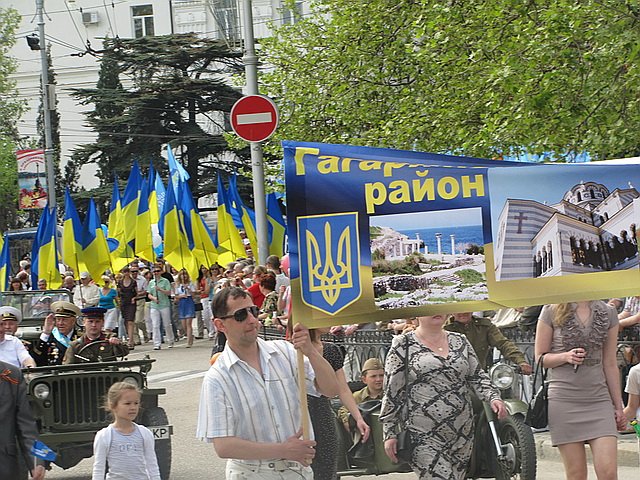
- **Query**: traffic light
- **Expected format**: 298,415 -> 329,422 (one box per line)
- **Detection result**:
26,34 -> 40,51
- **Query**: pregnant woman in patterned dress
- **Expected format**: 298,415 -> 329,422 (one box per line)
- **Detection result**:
535,301 -> 626,479
380,313 -> 507,479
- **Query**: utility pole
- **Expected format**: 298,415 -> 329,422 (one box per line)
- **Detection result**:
36,0 -> 56,211
241,0 -> 269,265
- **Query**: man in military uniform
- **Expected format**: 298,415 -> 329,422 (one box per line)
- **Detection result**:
63,307 -> 129,364
337,357 -> 384,433
30,301 -> 82,366
0,306 -> 36,368
444,312 -> 533,374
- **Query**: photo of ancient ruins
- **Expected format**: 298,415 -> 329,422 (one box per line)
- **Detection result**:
369,208 -> 488,309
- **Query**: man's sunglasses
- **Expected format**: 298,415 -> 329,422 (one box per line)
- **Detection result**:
220,305 -> 259,322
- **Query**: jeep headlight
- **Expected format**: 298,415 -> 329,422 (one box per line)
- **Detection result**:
489,363 -> 515,390
122,376 -> 139,386
33,383 -> 50,400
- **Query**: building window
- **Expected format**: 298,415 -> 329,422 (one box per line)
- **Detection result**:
282,1 -> 303,25
132,5 -> 154,38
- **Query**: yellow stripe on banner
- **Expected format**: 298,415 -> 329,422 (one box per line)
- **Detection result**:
485,243 -> 640,307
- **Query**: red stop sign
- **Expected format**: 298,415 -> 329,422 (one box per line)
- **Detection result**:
230,95 -> 279,142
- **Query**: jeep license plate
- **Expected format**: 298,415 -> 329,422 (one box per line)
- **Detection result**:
151,426 -> 171,440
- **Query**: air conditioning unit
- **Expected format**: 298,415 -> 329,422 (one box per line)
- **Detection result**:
82,11 -> 99,24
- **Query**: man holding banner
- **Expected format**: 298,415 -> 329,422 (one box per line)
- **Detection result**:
197,287 -> 338,479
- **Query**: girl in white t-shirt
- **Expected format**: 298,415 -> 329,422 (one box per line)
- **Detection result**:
92,382 -> 161,480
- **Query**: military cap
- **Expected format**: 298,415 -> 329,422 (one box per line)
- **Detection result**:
361,358 -> 384,374
0,306 -> 22,323
51,301 -> 81,318
81,306 -> 107,319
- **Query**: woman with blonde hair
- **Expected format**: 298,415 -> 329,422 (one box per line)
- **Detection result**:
99,275 -> 118,333
535,300 -> 626,479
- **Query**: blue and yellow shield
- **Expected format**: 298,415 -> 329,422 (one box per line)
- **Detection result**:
297,213 -> 361,315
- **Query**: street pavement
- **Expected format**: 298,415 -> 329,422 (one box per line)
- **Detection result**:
45,338 -> 640,479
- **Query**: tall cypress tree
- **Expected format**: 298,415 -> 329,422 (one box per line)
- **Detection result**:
72,34 -> 249,201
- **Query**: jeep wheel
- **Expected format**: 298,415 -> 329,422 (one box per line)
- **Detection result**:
141,406 -> 172,480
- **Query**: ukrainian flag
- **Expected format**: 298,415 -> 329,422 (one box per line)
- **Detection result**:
81,199 -> 111,281
148,163 -> 160,225
0,233 -> 10,291
266,192 -> 286,257
121,161 -> 142,245
216,175 -> 246,265
62,189 -> 84,276
31,206 -> 62,288
228,174 -> 259,256
161,180 -> 197,278
134,180 -> 154,262
107,177 -> 132,272
176,179 -> 196,250
177,179 -> 218,267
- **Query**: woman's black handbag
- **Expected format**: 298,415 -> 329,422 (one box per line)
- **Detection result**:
525,354 -> 548,428
395,336 -> 414,463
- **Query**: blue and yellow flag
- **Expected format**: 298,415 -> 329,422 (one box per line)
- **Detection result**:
31,206 -> 61,288
0,233 -> 10,291
228,174 -> 258,256
177,179 -> 218,267
81,199 -> 111,281
216,175 -> 246,265
107,177 -> 133,272
176,179 -> 196,250
134,180 -> 154,262
161,179 -> 197,277
62,189 -> 83,276
148,163 -> 160,225
121,161 -> 142,245
266,192 -> 286,257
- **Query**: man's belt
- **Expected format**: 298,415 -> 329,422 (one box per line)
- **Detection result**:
235,459 -> 304,472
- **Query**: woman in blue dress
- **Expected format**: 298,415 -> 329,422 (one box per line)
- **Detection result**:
175,270 -> 198,347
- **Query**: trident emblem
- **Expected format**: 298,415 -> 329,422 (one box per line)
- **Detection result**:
298,212 -> 361,315
307,222 -> 352,306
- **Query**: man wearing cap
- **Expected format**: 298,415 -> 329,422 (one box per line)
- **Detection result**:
337,358 -> 385,432
30,301 -> 82,366
73,272 -> 100,309
0,307 -> 37,368
63,307 -> 129,364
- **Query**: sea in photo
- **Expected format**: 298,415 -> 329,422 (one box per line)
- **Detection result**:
397,225 -> 484,255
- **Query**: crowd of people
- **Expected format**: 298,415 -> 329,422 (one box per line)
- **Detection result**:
2,251 -> 640,480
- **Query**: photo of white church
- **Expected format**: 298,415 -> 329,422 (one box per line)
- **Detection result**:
493,174 -> 639,282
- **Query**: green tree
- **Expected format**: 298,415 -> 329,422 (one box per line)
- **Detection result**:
0,8 -> 27,230
0,8 -> 23,140
261,0 -> 640,161
0,137 -> 20,231
71,34 -> 248,202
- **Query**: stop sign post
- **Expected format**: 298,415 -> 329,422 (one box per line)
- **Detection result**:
230,95 -> 279,143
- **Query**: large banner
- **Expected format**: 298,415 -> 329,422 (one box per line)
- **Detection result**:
284,141 -> 640,327
16,149 -> 48,209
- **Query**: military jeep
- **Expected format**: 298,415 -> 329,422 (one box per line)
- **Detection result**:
1,290 -> 173,478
